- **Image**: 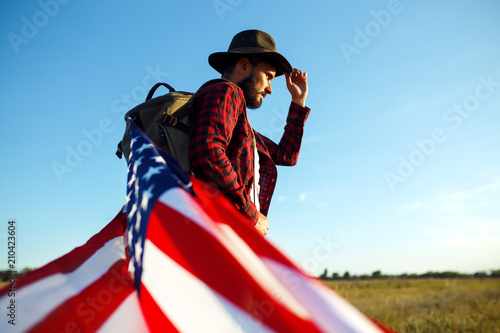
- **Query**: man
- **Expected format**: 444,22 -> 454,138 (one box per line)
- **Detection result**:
189,30 -> 310,236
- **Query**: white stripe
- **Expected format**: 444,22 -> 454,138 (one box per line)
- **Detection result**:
159,188 -> 310,320
217,224 -> 310,319
97,291 -> 150,333
0,236 -> 126,333
262,258 -> 384,333
142,239 -> 275,333
158,188 -> 215,235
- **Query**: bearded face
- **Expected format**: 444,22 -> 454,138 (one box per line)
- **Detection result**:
237,73 -> 263,109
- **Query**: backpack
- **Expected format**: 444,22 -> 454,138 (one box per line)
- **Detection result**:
116,79 -> 227,173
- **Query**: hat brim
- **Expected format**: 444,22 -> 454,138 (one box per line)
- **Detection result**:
209,51 -> 292,77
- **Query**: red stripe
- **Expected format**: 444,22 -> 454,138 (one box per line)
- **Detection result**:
145,200 -> 320,332
139,284 -> 179,332
0,212 -> 127,296
191,178 -> 302,269
371,317 -> 399,333
27,260 -> 134,333
192,179 -> 396,333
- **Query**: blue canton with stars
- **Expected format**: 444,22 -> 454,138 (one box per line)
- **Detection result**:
125,122 -> 194,291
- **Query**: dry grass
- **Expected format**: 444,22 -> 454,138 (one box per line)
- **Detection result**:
325,278 -> 500,333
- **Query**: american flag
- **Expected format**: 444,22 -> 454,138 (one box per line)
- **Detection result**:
0,123 -> 393,332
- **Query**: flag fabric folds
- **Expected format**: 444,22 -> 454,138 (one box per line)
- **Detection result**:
0,122 -> 392,332
0,211 -> 148,333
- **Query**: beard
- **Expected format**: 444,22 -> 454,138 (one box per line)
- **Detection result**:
237,73 -> 263,109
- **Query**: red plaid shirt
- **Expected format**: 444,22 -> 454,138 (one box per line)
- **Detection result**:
190,81 -> 310,225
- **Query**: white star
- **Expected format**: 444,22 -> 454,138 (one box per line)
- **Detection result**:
142,166 -> 163,182
128,203 -> 137,218
127,173 -> 136,188
136,143 -> 153,154
127,227 -> 134,247
133,156 -> 145,173
125,190 -> 132,206
178,177 -> 193,192
152,155 -> 166,164
141,184 -> 155,211
130,137 -> 137,149
135,236 -> 143,265
134,210 -> 142,231
134,176 -> 140,197
183,180 -> 193,191
171,173 -> 192,191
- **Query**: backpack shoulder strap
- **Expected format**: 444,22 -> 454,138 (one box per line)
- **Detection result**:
167,78 -> 231,122
161,79 -> 233,130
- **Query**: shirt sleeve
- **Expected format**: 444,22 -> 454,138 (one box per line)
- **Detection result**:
189,83 -> 259,225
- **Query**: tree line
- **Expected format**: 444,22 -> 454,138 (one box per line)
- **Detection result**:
2,267 -> 500,283
0,267 -> 34,282
318,268 -> 500,280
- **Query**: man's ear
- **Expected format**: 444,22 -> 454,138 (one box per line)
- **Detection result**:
237,57 -> 252,76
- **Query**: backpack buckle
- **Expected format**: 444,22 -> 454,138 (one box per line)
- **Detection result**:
164,114 -> 178,127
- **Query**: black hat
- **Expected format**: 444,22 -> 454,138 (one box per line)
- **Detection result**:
209,30 -> 292,77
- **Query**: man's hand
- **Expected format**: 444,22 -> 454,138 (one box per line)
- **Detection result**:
285,68 -> 308,107
255,212 -> 269,236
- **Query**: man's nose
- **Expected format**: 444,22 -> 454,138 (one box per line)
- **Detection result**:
265,84 -> 272,95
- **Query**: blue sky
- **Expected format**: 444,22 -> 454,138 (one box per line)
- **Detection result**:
1,0 -> 499,277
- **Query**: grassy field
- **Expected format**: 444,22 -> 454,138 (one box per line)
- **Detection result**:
325,278 -> 500,333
